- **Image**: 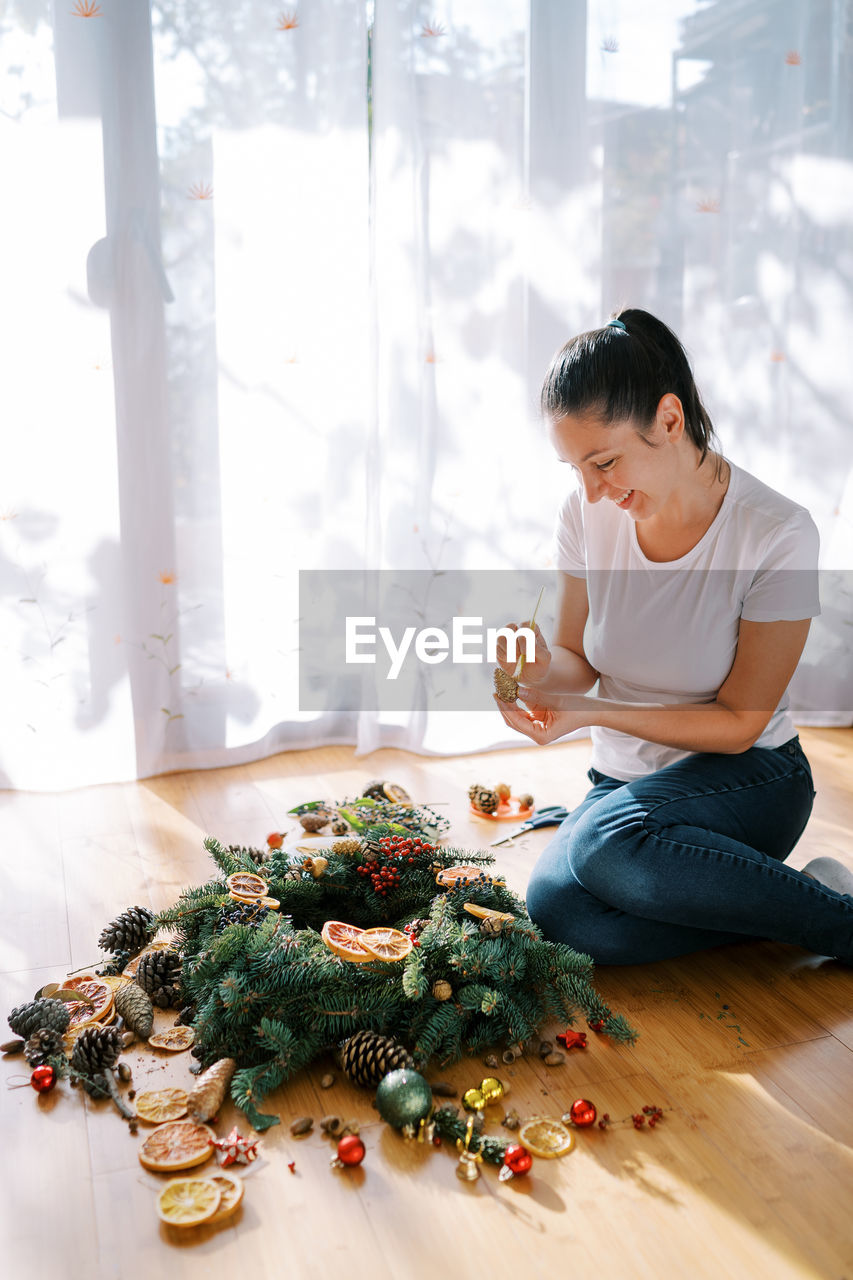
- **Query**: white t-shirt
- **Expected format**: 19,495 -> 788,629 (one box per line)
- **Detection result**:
553,459 -> 821,782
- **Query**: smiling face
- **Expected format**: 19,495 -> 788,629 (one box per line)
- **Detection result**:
548,394 -> 687,521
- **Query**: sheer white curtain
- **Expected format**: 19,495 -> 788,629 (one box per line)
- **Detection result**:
1,0 -> 851,792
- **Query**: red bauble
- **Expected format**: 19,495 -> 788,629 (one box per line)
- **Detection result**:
31,1065 -> 56,1093
503,1144 -> 532,1176
336,1134 -> 366,1166
569,1098 -> 597,1127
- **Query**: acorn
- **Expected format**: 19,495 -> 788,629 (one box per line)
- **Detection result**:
331,819 -> 349,836
518,793 -> 535,810
496,783 -> 511,801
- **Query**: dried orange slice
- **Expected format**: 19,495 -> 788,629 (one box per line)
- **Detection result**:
321,920 -> 373,963
62,976 -> 114,1030
259,896 -> 280,910
463,903 -> 515,923
98,974 -> 131,994
156,1177 -> 221,1226
518,1117 -> 575,1159
225,872 -> 268,901
435,865 -> 501,889
139,1121 -> 215,1172
149,1026 -> 195,1052
359,927 -> 413,962
207,1173 -> 245,1223
136,1088 -> 189,1124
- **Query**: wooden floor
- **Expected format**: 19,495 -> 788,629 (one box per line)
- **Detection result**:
2,729 -> 853,1280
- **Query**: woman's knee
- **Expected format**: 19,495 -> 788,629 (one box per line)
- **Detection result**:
566,806 -> 639,894
564,807 -> 671,919
527,881 -> 646,965
525,841 -> 572,939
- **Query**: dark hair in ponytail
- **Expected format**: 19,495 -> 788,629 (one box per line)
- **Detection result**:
540,309 -> 724,481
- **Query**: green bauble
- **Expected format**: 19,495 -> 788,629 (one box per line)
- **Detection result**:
375,1068 -> 433,1131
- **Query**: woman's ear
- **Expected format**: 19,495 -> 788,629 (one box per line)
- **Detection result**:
656,392 -> 685,441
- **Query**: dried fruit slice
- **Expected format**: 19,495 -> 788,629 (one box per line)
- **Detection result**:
136,1087 -> 189,1124
139,1121 -> 215,1172
359,927 -> 413,962
382,782 -> 412,804
259,896 -> 280,910
321,920 -> 373,963
156,1177 -> 221,1227
517,1116 -> 575,1159
207,1173 -> 245,1223
225,872 -> 268,901
435,865 -> 500,889
149,1026 -> 195,1052
462,903 -> 515,923
98,974 -> 132,994
61,976 -> 114,1030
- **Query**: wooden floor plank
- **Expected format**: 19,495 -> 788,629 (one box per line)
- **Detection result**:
640,1042 -> 853,1276
1,729 -> 851,1279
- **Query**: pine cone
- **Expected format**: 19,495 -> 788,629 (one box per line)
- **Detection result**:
8,998 -> 70,1040
331,838 -> 363,856
188,1057 -> 237,1122
227,843 -> 269,868
135,948 -> 183,1009
98,905 -> 155,954
467,783 -> 485,802
494,668 -> 519,703
299,811 -> 330,833
471,787 -> 499,815
341,1030 -> 413,1088
24,1027 -> 65,1067
114,981 -> 154,1038
70,1025 -> 122,1094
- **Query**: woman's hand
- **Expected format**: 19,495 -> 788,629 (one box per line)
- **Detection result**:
493,691 -> 594,745
495,621 -> 552,686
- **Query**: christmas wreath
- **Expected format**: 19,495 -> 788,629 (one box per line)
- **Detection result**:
152,820 -> 638,1131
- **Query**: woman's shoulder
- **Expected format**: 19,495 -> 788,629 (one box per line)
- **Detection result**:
726,460 -> 816,532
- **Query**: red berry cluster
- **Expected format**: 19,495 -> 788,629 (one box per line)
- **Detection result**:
355,834 -> 436,896
635,1105 -> 664,1129
596,1105 -> 664,1131
403,919 -> 426,948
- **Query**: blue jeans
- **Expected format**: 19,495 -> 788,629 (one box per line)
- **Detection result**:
526,736 -> 853,966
